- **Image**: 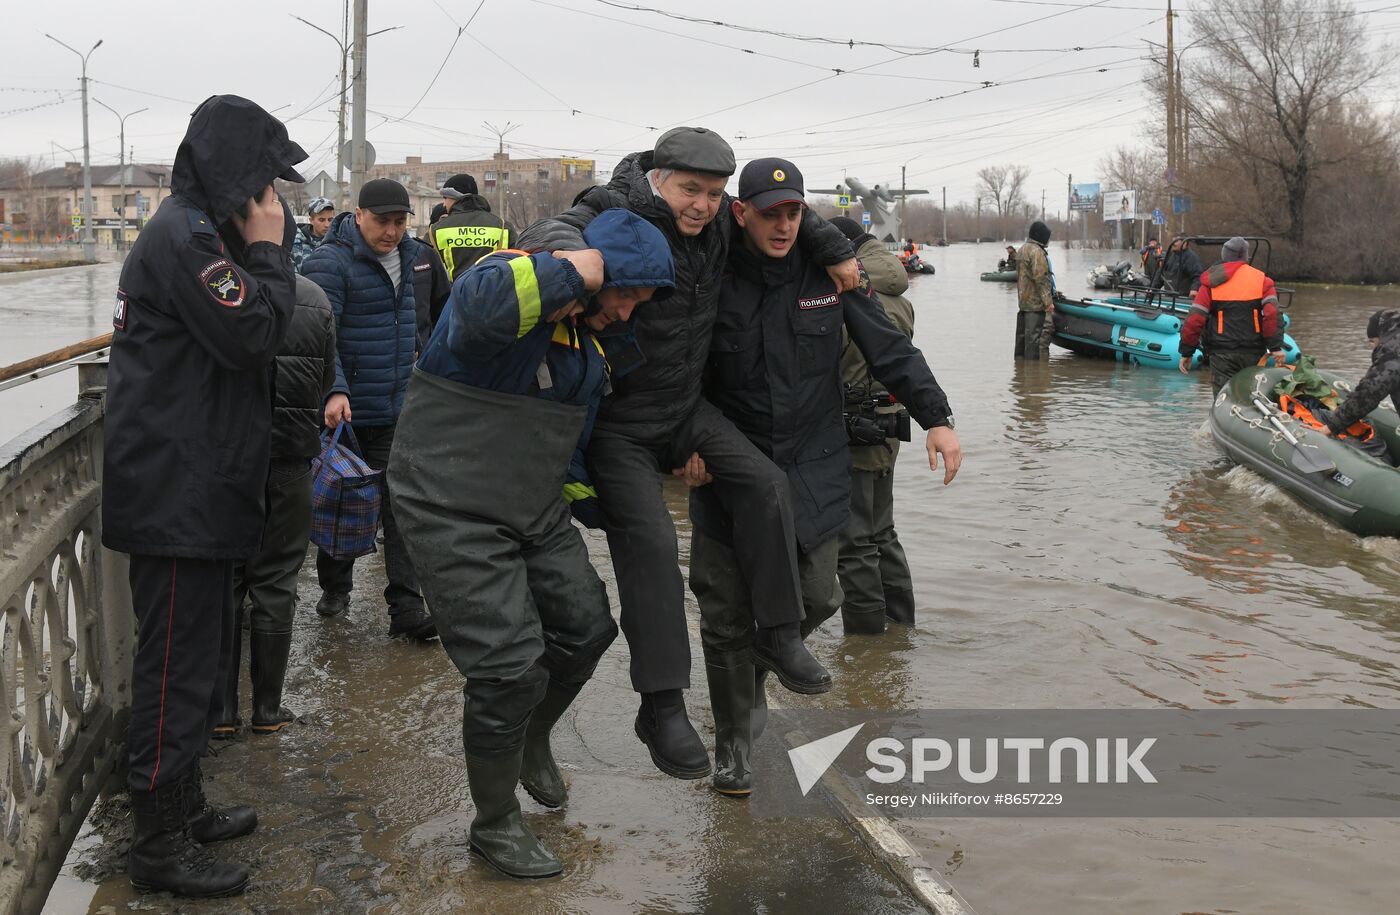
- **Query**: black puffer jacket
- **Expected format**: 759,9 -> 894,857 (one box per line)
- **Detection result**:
272,275 -> 337,461
1328,310 -> 1400,431
517,150 -> 854,444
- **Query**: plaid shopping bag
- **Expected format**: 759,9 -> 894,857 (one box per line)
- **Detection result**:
310,423 -> 383,560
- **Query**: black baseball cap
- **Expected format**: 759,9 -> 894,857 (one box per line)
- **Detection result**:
358,178 -> 414,215
738,157 -> 805,211
653,127 -> 736,176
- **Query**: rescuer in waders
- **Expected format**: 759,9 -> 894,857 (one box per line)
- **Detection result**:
388,208 -> 675,878
102,95 -> 306,898
689,159 -> 960,798
1178,236 -> 1286,393
518,128 -> 859,781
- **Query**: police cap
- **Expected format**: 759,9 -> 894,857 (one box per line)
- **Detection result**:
738,157 -> 805,211
652,127 -> 735,177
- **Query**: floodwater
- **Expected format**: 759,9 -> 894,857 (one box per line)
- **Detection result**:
4,245 -> 1399,914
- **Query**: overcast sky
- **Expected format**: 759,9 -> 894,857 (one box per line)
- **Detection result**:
4,0 -> 1399,215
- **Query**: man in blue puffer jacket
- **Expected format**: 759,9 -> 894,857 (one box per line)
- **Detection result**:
389,208 -> 674,878
301,178 -> 431,639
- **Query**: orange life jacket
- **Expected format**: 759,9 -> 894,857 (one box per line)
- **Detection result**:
1278,393 -> 1375,442
1202,262 -> 1269,351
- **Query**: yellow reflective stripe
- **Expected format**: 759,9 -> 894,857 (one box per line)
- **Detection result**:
562,481 -> 596,503
550,321 -> 605,356
508,256 -> 542,338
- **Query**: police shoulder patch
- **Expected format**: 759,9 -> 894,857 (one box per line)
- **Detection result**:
199,259 -> 246,307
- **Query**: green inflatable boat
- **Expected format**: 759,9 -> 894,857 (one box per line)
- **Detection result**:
1210,366 -> 1400,537
980,270 -> 1017,283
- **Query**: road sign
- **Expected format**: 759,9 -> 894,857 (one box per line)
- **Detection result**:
837,194 -> 851,208
1152,208 -> 1165,225
342,139 -> 377,171
861,211 -> 871,226
1171,195 -> 1192,215
71,215 -> 81,228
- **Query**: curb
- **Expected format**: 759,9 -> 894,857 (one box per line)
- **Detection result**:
768,694 -> 978,915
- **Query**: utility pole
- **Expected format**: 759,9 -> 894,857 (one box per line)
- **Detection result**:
941,186 -> 947,244
348,0 -> 369,206
1067,173 -> 1072,249
975,197 -> 981,242
900,164 -> 907,233
483,121 -> 520,218
1041,188 -> 1046,221
46,33 -> 101,261
1165,0 -> 1176,238
94,99 -> 146,251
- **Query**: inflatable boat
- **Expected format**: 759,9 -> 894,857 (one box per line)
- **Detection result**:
1051,290 -> 1301,369
980,269 -> 1016,282
1209,365 -> 1400,537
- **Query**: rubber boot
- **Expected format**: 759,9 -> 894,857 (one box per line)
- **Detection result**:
884,588 -> 916,626
129,780 -> 250,898
465,750 -> 563,878
249,630 -> 295,734
841,605 -> 887,636
211,604 -> 244,740
186,758 -> 257,844
704,650 -> 754,798
520,680 -> 582,808
752,669 -> 770,742
751,623 -> 832,694
634,690 -> 711,779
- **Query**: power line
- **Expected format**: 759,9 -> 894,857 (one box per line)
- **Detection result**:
385,0 -> 486,125
587,0 -> 1150,54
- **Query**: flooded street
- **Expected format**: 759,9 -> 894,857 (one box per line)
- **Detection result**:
5,245 -> 1400,913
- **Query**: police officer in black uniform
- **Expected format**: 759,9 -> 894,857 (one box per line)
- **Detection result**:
689,158 -> 961,797
103,95 -> 305,898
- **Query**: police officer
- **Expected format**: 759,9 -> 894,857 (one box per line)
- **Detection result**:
389,209 -> 675,877
103,95 -> 305,897
689,158 -> 960,797
429,173 -> 515,280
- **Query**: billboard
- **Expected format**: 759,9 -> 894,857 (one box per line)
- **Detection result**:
1069,183 -> 1100,212
1103,189 -> 1138,222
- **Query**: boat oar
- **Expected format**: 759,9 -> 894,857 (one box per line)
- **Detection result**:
1251,396 -> 1336,474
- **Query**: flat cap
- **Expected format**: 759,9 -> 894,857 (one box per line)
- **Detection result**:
652,126 -> 735,176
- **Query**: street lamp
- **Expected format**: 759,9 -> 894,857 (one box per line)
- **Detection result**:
45,33 -> 102,262
292,15 -> 402,205
900,154 -> 922,239
94,99 -> 147,250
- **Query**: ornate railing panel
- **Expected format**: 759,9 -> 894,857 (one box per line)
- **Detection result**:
0,367 -> 130,915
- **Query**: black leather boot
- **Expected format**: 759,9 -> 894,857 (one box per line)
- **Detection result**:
249,630 -> 295,735
465,750 -> 563,878
752,669 -> 770,741
186,758 -> 257,844
520,679 -> 582,809
315,591 -> 349,618
884,588 -> 916,626
704,650 -> 754,798
751,623 -> 832,694
634,690 -> 711,779
211,604 -> 244,740
842,605 -> 887,636
130,780 -> 250,897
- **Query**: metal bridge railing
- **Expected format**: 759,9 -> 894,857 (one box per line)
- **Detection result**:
0,353 -> 130,915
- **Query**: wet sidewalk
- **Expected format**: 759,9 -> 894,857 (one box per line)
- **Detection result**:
48,506 -> 930,914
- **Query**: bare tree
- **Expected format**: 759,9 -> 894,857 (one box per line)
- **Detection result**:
1181,0 -> 1384,243
976,164 -> 1031,218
